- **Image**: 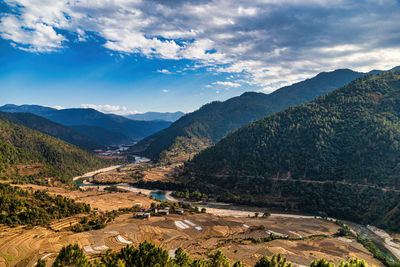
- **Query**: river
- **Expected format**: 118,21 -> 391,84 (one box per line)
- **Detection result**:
74,162 -> 400,263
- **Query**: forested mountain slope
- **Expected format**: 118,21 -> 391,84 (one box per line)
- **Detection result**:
133,69 -> 365,162
184,70 -> 400,232
0,111 -> 101,150
0,118 -> 108,182
70,125 -> 130,147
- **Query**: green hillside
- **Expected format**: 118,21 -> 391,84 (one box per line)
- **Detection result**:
0,111 -> 101,150
0,118 -> 109,183
133,69 -> 364,162
70,125 -> 130,147
0,183 -> 90,226
185,70 -> 400,232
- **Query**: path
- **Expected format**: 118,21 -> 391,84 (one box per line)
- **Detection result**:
72,165 -> 124,181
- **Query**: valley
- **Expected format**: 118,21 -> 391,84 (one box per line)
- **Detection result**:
0,183 -> 382,266
1,158 -> 397,266
1,1 -> 400,266
1,68 -> 400,266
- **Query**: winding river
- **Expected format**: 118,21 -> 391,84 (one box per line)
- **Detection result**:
74,162 -> 400,263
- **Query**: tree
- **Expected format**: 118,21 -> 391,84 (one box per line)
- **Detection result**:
337,258 -> 370,267
174,247 -> 191,267
233,261 -> 246,267
263,211 -> 271,218
37,259 -> 46,267
255,254 -> 292,267
209,250 -> 230,267
52,244 -> 92,267
310,259 -> 334,267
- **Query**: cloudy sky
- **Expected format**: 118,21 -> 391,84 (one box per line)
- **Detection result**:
1,0 -> 400,114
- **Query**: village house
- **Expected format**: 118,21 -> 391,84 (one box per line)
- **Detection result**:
158,209 -> 169,215
135,212 -> 151,219
176,208 -> 184,215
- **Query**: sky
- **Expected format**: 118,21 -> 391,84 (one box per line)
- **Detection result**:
0,0 -> 400,114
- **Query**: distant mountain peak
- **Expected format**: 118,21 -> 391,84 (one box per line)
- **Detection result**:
125,111 -> 184,122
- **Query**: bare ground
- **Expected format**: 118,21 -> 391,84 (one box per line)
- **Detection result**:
0,210 -> 383,267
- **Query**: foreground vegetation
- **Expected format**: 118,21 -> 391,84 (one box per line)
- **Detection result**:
184,70 -> 400,232
44,241 -> 385,267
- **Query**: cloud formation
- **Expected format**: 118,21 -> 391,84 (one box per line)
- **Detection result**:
157,69 -> 172,74
212,81 -> 241,88
1,0 -> 400,90
80,104 -> 139,115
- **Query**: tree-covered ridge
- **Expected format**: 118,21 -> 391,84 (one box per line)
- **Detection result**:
0,111 -> 101,150
0,183 -> 90,226
189,71 -> 400,186
47,241 -> 382,267
0,118 -> 109,181
133,69 -> 365,162
182,70 -> 400,232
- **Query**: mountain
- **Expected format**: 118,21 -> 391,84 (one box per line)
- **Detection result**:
125,111 -> 184,122
0,105 -> 172,143
0,118 -> 109,183
70,125 -> 130,147
0,104 -> 56,114
185,70 -> 400,232
0,111 -> 101,150
133,69 -> 365,162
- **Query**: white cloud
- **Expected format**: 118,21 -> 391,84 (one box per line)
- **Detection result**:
51,105 -> 65,110
81,104 -> 132,114
162,89 -> 169,93
1,0 -> 400,91
157,69 -> 172,74
212,81 -> 241,87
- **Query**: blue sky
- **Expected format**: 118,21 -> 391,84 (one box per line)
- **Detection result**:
1,0 -> 400,114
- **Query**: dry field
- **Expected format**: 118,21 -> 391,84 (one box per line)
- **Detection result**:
90,162 -> 181,184
0,210 -> 383,267
4,164 -> 43,177
15,184 -> 156,211
0,173 -> 385,266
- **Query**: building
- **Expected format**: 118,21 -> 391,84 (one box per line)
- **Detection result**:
176,208 -> 184,215
136,212 -> 151,218
158,209 -> 169,215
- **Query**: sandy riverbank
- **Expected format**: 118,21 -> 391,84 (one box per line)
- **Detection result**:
367,225 -> 400,261
73,165 -> 123,181
197,206 -> 315,219
116,185 -> 153,195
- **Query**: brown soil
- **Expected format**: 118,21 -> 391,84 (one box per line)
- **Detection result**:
91,163 -> 181,184
15,184 -> 156,212
0,211 -> 383,267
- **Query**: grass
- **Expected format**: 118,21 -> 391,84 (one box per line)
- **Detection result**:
0,253 -> 17,261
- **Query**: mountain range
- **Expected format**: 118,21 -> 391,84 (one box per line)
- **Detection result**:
0,111 -> 101,150
184,70 -> 400,232
132,68 -> 368,162
0,105 -> 172,148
